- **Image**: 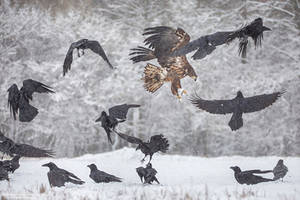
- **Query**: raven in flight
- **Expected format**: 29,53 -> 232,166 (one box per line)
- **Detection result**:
0,155 -> 21,173
42,162 -> 85,187
130,26 -> 198,99
273,159 -> 288,181
63,39 -> 114,76
171,18 -> 271,59
0,131 -> 54,158
116,132 -> 169,162
190,90 -> 283,131
95,104 -> 140,144
230,166 -> 274,185
87,163 -> 122,183
0,162 -> 9,181
7,79 -> 55,122
136,163 -> 160,184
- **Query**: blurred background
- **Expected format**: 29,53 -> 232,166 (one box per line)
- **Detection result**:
0,0 -> 299,157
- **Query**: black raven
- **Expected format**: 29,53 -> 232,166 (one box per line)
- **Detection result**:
230,166 -> 274,185
0,132 -> 54,158
136,163 -> 160,184
0,162 -> 9,181
7,79 -> 55,122
87,163 -> 122,183
273,159 -> 288,181
171,18 -> 270,59
63,39 -> 114,76
95,104 -> 141,144
42,162 -> 85,187
227,18 -> 271,58
0,155 -> 21,173
116,132 -> 169,162
190,90 -> 283,131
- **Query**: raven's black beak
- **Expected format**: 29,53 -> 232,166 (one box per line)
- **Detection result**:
42,163 -> 48,167
230,166 -> 234,170
87,165 -> 90,168
95,117 -> 101,122
263,26 -> 271,31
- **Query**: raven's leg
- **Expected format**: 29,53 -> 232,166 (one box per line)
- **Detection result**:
148,154 -> 153,163
141,155 -> 147,163
139,176 -> 144,183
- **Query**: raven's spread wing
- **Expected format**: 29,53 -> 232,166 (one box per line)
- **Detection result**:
18,95 -> 38,122
244,169 -> 273,174
149,134 -> 169,153
22,79 -> 54,100
143,26 -> 190,56
108,104 -> 140,119
190,94 -> 236,114
115,132 -> 143,145
241,91 -> 283,113
171,31 -> 233,60
63,45 -> 75,76
86,40 -> 114,69
11,143 -> 54,157
7,84 -> 20,120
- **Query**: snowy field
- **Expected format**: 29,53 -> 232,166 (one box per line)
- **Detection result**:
0,148 -> 299,200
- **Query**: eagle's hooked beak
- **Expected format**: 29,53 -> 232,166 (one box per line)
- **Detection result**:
192,76 -> 197,81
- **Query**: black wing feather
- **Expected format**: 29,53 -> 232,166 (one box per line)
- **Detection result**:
11,143 -> 54,157
63,45 -> 75,76
7,84 -> 20,120
241,91 -> 283,113
86,40 -> 114,69
149,134 -> 169,153
171,31 -> 233,59
22,79 -> 54,99
108,104 -> 140,119
190,94 -> 236,114
115,132 -> 143,145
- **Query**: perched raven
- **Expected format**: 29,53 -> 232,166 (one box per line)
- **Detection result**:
63,39 -> 114,76
0,155 -> 21,173
190,90 -> 283,131
0,132 -> 54,158
116,132 -> 169,162
171,18 -> 270,59
95,104 -> 140,144
0,162 -> 9,181
87,163 -> 122,183
273,159 -> 288,181
230,166 -> 274,185
42,162 -> 85,187
136,163 -> 159,184
7,79 -> 55,122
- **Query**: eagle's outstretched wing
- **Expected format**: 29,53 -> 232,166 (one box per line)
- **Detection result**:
116,131 -> 143,145
149,134 -> 169,153
241,91 -> 283,113
22,79 -> 54,100
171,31 -> 233,60
143,26 -> 190,56
10,143 -> 54,157
86,40 -> 114,69
190,94 -> 236,114
108,104 -> 140,119
7,84 -> 20,120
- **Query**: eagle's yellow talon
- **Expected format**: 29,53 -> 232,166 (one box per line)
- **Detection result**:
182,90 -> 187,95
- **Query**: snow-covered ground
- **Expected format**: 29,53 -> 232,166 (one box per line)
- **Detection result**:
0,148 -> 299,200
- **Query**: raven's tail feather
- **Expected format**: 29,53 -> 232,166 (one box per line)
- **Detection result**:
142,63 -> 165,93
228,112 -> 243,131
129,46 -> 156,63
69,178 -> 85,185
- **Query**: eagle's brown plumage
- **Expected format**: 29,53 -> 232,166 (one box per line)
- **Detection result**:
130,26 -> 197,99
